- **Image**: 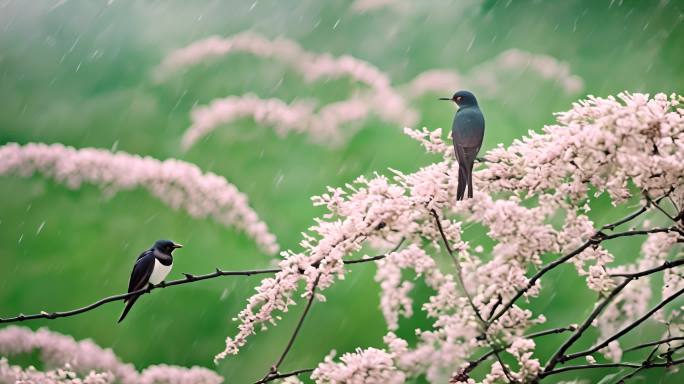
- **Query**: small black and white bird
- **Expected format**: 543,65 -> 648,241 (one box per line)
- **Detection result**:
118,239 -> 183,323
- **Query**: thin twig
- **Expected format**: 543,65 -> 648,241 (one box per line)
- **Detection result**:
624,336 -> 684,353
541,278 -> 633,375
430,208 -> 517,383
563,285 -> 684,363
610,256 -> 684,278
645,193 -> 677,222
255,368 -> 314,383
486,225 -> 670,328
257,276 -> 320,384
0,252 -> 396,324
542,357 -> 684,380
460,326 -> 577,378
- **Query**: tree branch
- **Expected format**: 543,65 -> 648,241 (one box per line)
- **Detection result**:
486,223 -> 672,329
563,285 -> 684,363
542,278 -> 633,375
610,256 -> 684,279
458,326 -> 576,378
430,208 -> 517,383
256,276 -> 320,384
624,336 -> 684,353
541,357 -> 684,380
255,368 -> 314,383
0,253 -> 397,324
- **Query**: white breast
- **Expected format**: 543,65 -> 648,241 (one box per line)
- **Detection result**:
149,259 -> 172,285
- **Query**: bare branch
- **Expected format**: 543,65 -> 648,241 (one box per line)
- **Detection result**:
610,257 -> 684,279
542,278 -> 633,374
563,285 -> 684,363
542,357 -> 684,380
255,368 -> 314,383
0,253 -> 396,324
257,276 -> 320,384
624,336 -> 684,353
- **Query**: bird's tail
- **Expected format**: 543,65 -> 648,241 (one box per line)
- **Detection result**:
456,146 -> 479,201
467,159 -> 475,199
456,165 -> 467,201
118,294 -> 140,323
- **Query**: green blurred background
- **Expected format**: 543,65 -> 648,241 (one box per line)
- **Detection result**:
1,0 -> 684,382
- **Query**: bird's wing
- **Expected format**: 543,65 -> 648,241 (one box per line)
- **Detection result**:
452,108 -> 485,148
126,250 -> 155,295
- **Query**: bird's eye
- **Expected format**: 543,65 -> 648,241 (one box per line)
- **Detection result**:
456,96 -> 462,101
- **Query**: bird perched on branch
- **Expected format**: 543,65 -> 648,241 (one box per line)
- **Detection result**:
118,239 -> 183,323
440,90 -> 485,200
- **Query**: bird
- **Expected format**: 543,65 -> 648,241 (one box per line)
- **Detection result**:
440,90 -> 485,200
118,239 -> 183,323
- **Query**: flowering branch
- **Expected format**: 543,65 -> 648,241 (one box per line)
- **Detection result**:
256,276 -> 320,384
485,198 -> 672,329
431,208 -> 518,382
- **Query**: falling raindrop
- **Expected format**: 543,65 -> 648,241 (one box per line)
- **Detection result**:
36,221 -> 46,235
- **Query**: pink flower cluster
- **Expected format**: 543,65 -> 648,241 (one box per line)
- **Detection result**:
217,93 -> 683,382
156,32 -> 416,129
0,142 -> 278,254
160,32 -> 584,150
0,326 -> 222,384
183,94 -> 393,150
480,93 -> 684,203
404,49 -> 584,100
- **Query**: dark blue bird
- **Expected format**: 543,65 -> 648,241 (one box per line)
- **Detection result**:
118,239 -> 183,323
440,90 -> 485,200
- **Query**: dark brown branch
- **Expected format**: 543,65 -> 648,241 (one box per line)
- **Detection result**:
489,191 -> 673,330
610,256 -> 684,278
541,278 -> 633,375
544,362 -> 641,376
459,326 -> 576,378
257,276 -> 320,384
486,226 -> 673,328
0,253 -> 395,324
624,336 -> 684,353
563,285 -> 684,363
542,357 -> 684,380
431,208 -> 517,383
255,368 -> 314,383
645,193 -> 678,222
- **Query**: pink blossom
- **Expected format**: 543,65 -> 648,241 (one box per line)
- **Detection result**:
311,347 -> 406,384
0,326 -> 222,384
215,92 -> 683,382
403,50 -> 584,100
156,32 -> 417,131
183,93 -> 411,150
0,142 -> 278,254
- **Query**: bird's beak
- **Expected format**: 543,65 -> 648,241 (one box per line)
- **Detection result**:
439,97 -> 452,101
172,243 -> 183,249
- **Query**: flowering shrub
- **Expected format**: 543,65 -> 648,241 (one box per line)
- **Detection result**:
217,92 -> 683,383
2,93 -> 683,384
